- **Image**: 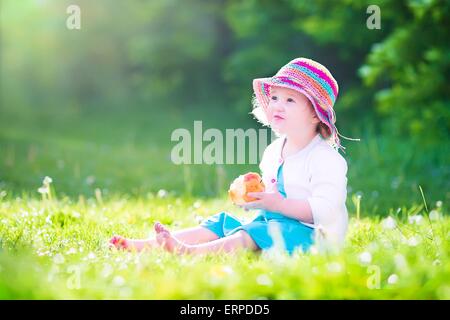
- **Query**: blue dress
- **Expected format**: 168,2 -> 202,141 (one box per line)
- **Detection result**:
200,164 -> 315,255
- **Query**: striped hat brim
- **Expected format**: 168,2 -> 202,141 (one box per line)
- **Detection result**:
252,77 -> 336,135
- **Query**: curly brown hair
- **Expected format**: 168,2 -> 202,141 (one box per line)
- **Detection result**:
316,121 -> 331,139
306,99 -> 331,140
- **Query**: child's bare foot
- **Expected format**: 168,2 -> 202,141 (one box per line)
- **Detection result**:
109,235 -> 156,252
154,222 -> 191,254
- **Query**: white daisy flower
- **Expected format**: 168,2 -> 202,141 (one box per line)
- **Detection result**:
387,274 -> 399,285
382,216 -> 396,230
359,251 -> 372,265
157,189 -> 168,198
256,274 -> 273,286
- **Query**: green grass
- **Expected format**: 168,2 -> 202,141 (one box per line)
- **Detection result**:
1,103 -> 448,215
0,103 -> 448,299
0,192 -> 448,299
0,104 -> 259,198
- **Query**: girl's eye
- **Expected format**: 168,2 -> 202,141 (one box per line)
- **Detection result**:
271,95 -> 278,101
287,98 -> 295,103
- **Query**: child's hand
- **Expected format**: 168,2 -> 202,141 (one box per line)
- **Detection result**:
239,191 -> 284,212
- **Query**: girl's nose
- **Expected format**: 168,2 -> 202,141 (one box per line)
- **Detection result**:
270,100 -> 284,112
273,103 -> 285,113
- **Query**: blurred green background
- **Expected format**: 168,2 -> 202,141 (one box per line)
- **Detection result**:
1,0 -> 449,215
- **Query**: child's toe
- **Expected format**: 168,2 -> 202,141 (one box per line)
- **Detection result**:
154,222 -> 163,233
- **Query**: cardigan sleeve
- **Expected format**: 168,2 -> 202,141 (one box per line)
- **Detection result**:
306,147 -> 348,229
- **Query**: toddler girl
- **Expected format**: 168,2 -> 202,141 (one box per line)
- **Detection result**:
110,57 -> 349,255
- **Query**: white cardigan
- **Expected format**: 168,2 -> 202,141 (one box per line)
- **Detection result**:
259,133 -> 349,245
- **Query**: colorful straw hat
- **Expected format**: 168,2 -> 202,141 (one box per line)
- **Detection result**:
252,57 -> 344,151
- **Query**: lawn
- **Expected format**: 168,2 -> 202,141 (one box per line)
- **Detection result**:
0,104 -> 448,299
0,193 -> 448,299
